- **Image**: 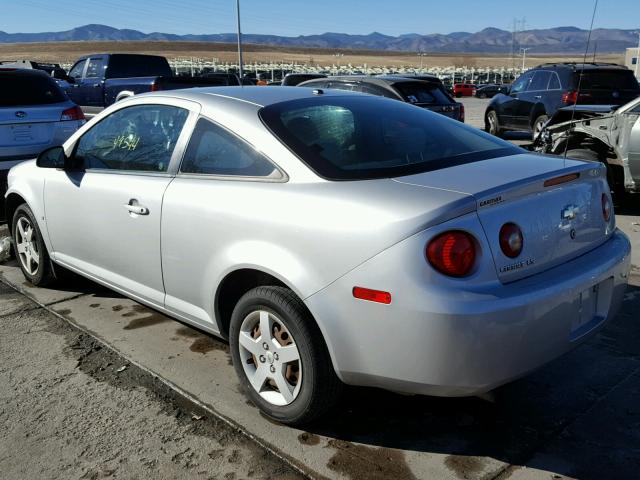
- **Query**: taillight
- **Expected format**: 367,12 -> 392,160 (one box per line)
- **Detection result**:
150,81 -> 159,92
499,223 -> 524,258
562,90 -> 578,105
426,231 -> 477,277
458,103 -> 465,122
60,105 -> 85,121
601,193 -> 612,223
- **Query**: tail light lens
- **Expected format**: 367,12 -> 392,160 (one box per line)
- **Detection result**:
562,90 -> 578,105
60,106 -> 85,121
499,223 -> 524,258
426,231 -> 476,277
150,81 -> 159,92
601,193 -> 612,222
458,103 -> 465,122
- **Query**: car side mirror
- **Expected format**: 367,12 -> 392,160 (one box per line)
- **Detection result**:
66,76 -> 76,84
36,146 -> 67,169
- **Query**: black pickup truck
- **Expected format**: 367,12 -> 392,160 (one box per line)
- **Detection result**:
63,54 -> 226,115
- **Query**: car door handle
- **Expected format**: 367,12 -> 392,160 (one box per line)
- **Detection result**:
124,201 -> 149,215
534,95 -> 542,99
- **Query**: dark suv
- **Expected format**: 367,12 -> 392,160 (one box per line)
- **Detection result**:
298,75 -> 464,122
485,63 -> 640,138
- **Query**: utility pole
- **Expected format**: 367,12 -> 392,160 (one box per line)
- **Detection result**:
520,48 -> 530,72
236,0 -> 244,80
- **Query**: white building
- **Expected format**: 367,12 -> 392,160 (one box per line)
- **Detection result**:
626,47 -> 639,78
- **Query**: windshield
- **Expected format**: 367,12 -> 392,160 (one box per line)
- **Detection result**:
394,82 -> 453,105
260,96 -> 519,180
0,71 -> 66,106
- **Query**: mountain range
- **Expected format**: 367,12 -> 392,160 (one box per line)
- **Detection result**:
0,24 -> 637,54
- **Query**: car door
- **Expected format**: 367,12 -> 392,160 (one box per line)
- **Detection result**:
76,56 -> 106,113
43,99 -> 198,306
625,102 -> 640,184
65,59 -> 87,105
161,117 -> 285,330
515,71 -> 551,129
499,71 -> 533,128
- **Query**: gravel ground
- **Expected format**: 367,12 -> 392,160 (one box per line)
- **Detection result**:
0,280 -> 302,480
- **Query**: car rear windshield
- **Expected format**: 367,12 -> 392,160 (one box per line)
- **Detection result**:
106,55 -> 172,78
260,96 -> 518,180
394,82 -> 453,105
0,71 -> 66,106
574,70 -> 640,91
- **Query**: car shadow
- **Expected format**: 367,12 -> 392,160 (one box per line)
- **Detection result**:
305,283 -> 640,480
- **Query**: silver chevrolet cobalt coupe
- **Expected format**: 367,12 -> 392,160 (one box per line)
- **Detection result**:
6,87 -> 631,425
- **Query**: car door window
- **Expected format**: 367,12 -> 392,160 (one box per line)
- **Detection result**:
510,72 -> 533,94
74,104 -> 189,172
68,59 -> 86,80
180,118 -> 281,178
548,73 -> 561,90
85,58 -> 105,78
528,71 -> 552,91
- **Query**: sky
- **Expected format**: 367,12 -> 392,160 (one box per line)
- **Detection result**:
1,0 -> 638,36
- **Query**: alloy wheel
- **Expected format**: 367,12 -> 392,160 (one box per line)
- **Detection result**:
238,310 -> 302,406
15,216 -> 40,276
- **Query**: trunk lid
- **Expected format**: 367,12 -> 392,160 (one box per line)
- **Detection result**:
0,104 -> 67,147
394,153 -> 613,282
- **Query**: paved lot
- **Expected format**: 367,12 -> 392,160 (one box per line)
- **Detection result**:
1,104 -> 639,479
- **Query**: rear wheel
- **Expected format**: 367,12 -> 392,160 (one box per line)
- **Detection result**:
485,110 -> 503,137
230,286 -> 342,425
12,204 -> 55,286
532,114 -> 549,140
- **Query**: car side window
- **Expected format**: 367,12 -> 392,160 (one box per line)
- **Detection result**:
85,58 -> 105,78
548,73 -> 561,90
180,118 -> 281,178
74,104 -> 189,172
68,60 -> 86,80
527,71 -> 551,91
510,72 -> 533,94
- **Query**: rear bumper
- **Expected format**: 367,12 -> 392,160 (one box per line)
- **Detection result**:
305,229 -> 631,396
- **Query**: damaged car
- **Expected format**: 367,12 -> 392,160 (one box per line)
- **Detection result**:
533,95 -> 640,199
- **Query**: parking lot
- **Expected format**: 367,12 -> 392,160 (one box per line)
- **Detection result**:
1,92 -> 639,479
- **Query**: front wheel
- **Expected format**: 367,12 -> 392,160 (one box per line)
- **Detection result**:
485,110 -> 503,137
230,286 -> 342,425
12,204 -> 55,286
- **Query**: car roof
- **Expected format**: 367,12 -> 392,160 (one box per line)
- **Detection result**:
534,62 -> 630,71
144,85 -> 366,108
0,68 -> 53,78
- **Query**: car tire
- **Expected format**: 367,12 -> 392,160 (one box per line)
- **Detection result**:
478,93 -> 487,99
564,149 -> 626,201
532,114 -> 549,140
230,286 -> 342,425
485,110 -> 503,137
12,204 -> 55,287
